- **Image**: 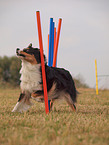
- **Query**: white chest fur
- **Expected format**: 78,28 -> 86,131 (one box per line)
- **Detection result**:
20,61 -> 41,93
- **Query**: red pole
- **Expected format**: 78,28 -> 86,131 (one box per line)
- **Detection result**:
36,11 -> 49,114
47,34 -> 49,61
53,18 -> 62,67
54,27 -> 56,51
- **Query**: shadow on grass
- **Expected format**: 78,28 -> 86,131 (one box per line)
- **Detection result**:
77,109 -> 106,115
26,109 -> 76,115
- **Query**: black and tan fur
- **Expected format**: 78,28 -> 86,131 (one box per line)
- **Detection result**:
12,44 -> 77,113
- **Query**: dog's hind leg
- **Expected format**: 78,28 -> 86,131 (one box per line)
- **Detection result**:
49,99 -> 55,110
12,93 -> 32,113
64,94 -> 76,112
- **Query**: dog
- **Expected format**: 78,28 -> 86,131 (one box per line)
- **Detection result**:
12,43 -> 77,113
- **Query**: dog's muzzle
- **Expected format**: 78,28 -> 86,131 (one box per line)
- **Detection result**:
16,48 -> 25,57
16,48 -> 20,55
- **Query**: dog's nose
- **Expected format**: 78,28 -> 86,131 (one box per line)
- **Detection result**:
16,48 -> 20,53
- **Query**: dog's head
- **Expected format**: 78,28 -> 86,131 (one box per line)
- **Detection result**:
16,43 -> 46,64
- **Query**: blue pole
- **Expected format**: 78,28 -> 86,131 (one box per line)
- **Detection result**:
48,18 -> 53,67
51,22 -> 54,66
48,18 -> 54,111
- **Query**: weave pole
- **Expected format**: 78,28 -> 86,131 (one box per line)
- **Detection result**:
48,18 -> 54,66
47,18 -> 62,110
51,22 -> 54,65
54,27 -> 56,49
48,18 -> 55,111
53,18 -> 62,67
36,11 -> 49,114
95,59 -> 98,95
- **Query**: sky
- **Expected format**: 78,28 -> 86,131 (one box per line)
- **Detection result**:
0,0 -> 109,89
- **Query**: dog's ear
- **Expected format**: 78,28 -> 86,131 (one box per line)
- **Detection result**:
28,43 -> 32,48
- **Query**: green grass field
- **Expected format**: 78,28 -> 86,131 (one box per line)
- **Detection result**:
0,87 -> 109,145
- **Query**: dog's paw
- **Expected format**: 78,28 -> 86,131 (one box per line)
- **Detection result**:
12,102 -> 31,113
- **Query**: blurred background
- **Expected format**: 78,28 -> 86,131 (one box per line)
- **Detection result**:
0,0 -> 109,89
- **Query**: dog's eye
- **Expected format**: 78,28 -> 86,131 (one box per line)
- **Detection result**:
23,49 -> 29,53
26,50 -> 30,52
23,49 -> 27,52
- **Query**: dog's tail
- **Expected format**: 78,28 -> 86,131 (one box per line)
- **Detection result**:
70,79 -> 77,103
72,103 -> 76,111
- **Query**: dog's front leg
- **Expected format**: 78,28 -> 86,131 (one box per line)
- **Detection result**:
12,92 -> 32,113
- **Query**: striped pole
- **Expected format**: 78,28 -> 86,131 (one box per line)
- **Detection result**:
36,11 -> 49,114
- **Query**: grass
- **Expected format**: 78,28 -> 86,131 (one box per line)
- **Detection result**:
0,87 -> 109,145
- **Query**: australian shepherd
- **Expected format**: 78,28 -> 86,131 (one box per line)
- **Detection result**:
12,44 -> 77,113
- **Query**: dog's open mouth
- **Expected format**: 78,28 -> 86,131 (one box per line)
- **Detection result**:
17,53 -> 25,57
16,47 -> 38,64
